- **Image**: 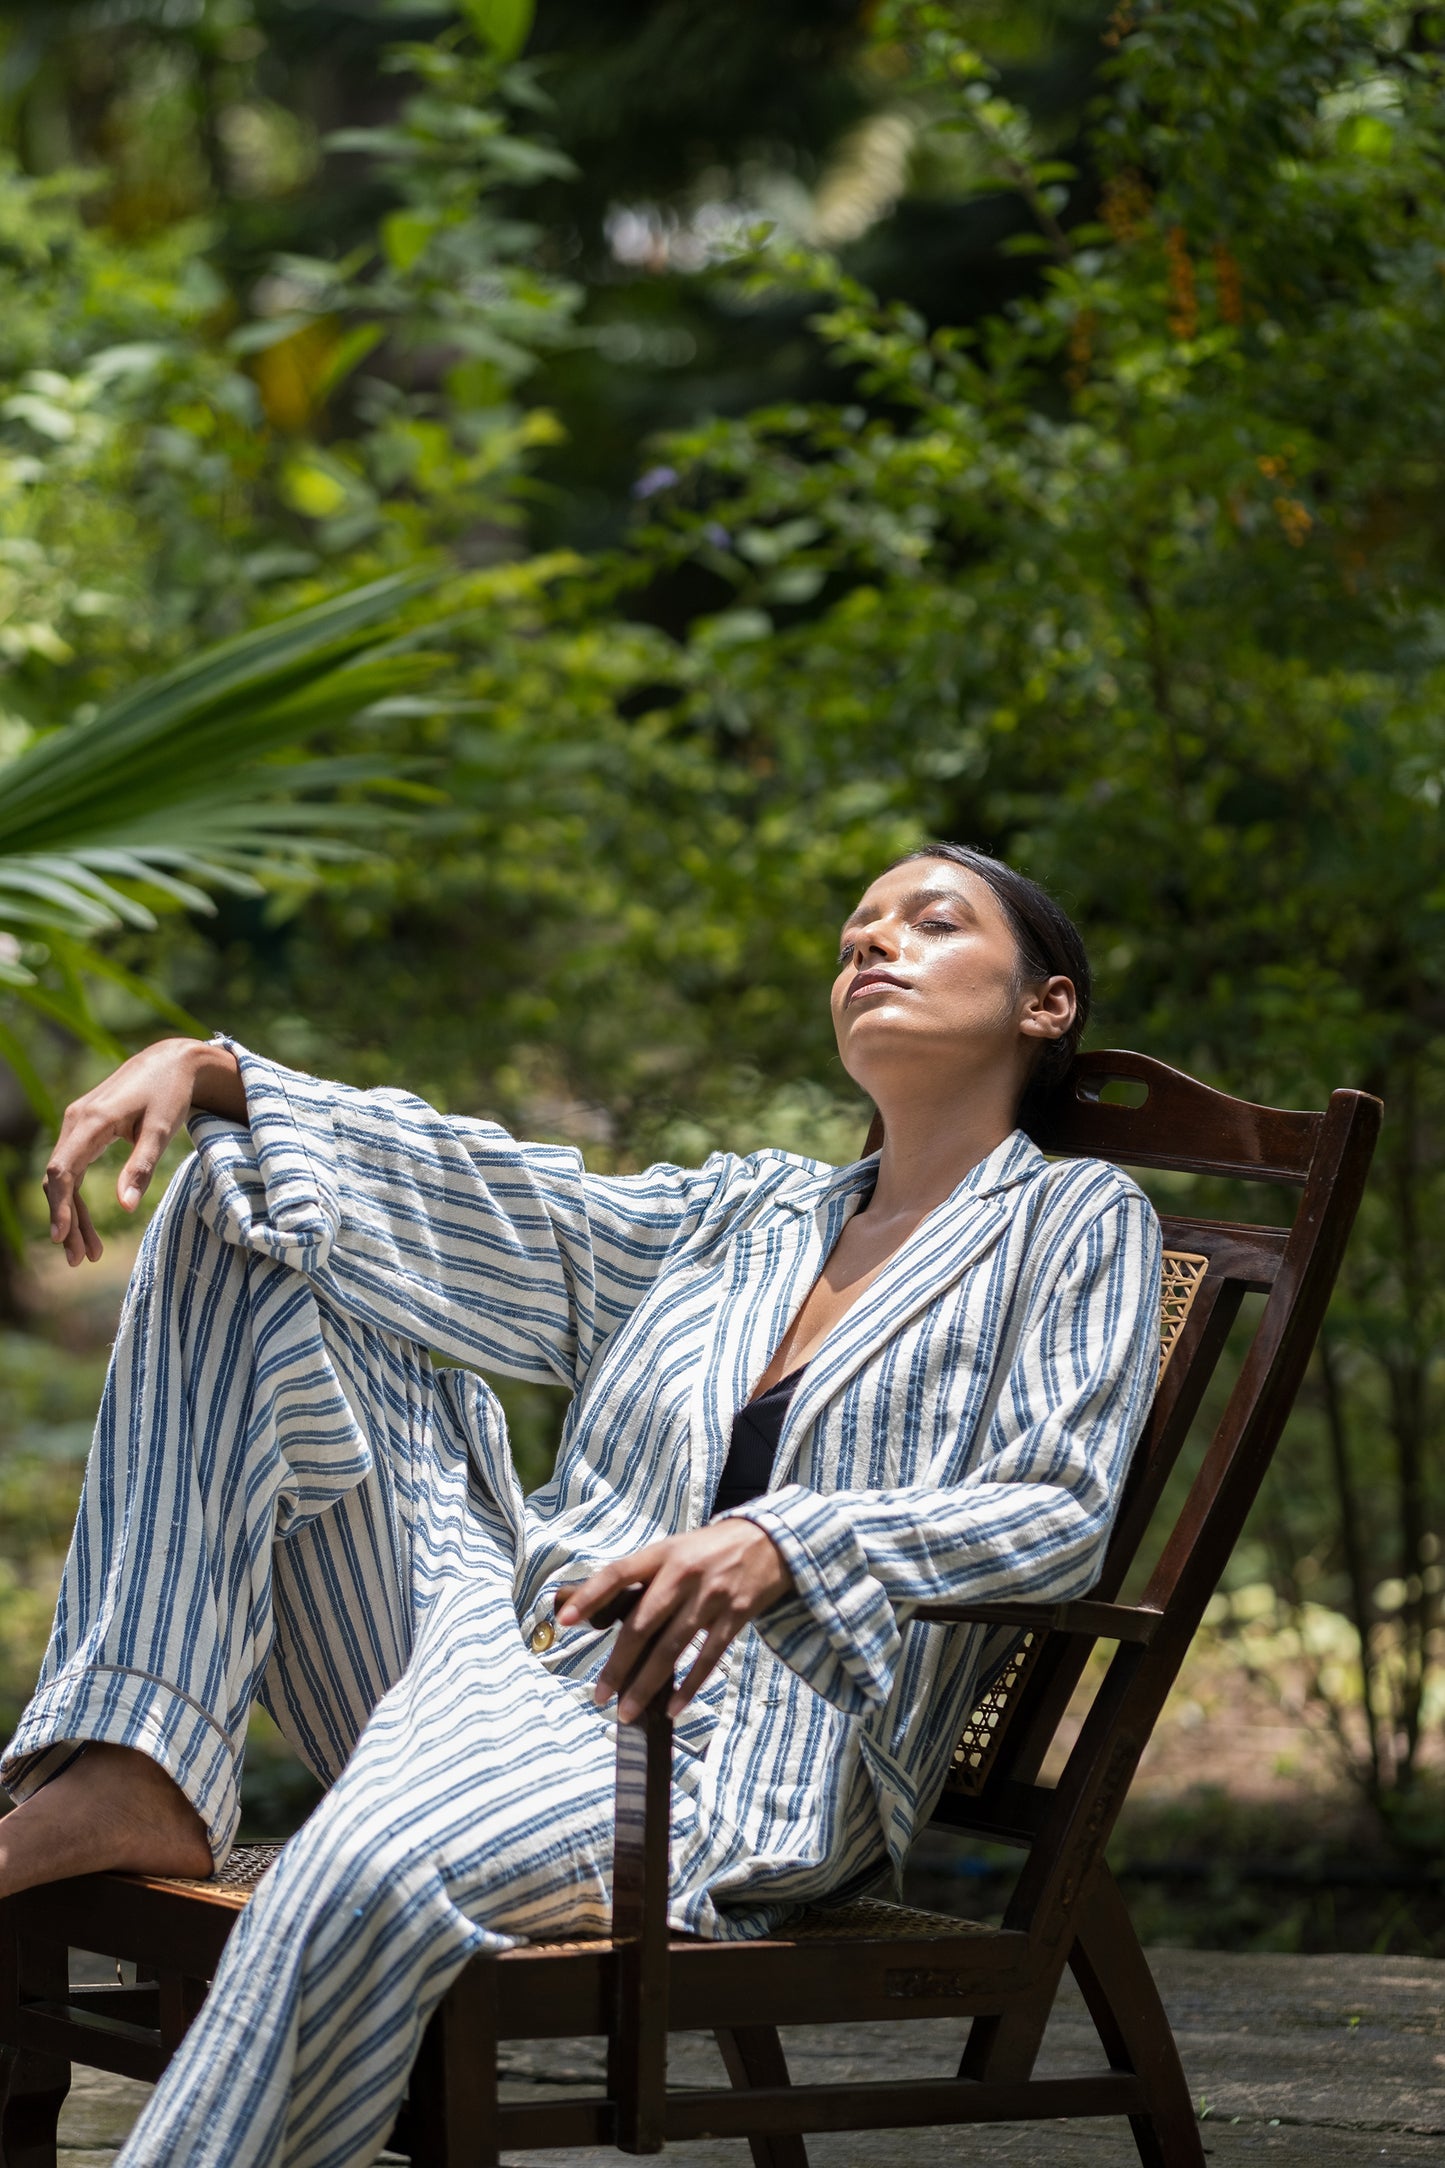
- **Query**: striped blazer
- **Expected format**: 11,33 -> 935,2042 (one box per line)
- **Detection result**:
196,1042 -> 1162,1929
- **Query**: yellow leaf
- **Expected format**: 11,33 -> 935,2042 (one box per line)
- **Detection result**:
279,457 -> 351,519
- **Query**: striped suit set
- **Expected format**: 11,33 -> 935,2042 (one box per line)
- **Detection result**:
2,1040 -> 1161,2167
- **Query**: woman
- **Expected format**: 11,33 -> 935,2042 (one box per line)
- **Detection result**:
0,844 -> 1160,2168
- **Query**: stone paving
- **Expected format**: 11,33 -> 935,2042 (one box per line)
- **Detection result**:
46,1946 -> 1445,2165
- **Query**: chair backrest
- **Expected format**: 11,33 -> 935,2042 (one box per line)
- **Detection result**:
919,1050 -> 1381,1948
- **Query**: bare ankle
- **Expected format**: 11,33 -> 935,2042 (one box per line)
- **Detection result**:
0,1741 -> 212,1898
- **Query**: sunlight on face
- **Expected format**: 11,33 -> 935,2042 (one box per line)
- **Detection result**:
830,859 -> 1070,1102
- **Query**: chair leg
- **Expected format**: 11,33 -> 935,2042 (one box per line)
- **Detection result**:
956,1964 -> 1062,2086
157,1971 -> 209,2059
714,2027 -> 808,2168
0,1919 -> 70,2168
1069,1867 -> 1205,2168
404,1960 -> 500,2168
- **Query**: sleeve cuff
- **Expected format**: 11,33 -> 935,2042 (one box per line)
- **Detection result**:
187,1036 -> 341,1273
724,1483 -> 901,1714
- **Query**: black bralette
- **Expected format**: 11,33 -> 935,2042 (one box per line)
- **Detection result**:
708,1365 -> 807,1518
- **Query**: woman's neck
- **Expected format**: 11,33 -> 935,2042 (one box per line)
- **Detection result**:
864,1080 -> 1021,1226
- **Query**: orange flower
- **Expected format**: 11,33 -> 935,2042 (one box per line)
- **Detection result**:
1166,227 -> 1198,341
1066,308 -> 1098,395
1102,170 -> 1150,245
1213,241 -> 1245,326
1273,496 -> 1313,546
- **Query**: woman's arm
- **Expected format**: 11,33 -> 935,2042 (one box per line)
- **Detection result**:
163,1037 -> 755,1390
45,1037 -> 249,1267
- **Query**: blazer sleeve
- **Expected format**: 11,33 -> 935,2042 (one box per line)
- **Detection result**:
730,1189 -> 1162,1715
184,1037 -> 743,1388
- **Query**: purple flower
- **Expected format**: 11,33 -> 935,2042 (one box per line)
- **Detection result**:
702,521 -> 731,548
633,464 -> 679,500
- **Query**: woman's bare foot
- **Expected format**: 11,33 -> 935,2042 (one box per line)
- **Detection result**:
0,1743 -> 212,1899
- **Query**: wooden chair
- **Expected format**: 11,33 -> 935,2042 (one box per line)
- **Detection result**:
0,1050 -> 1381,2168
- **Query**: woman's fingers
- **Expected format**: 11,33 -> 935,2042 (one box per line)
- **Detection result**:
40,1042 -> 206,1264
594,1564 -> 697,1710
578,1523 -> 794,1719
47,1107 -> 123,1260
45,1122 -> 96,1251
73,1190 -> 103,1266
42,1156 -> 74,1248
614,1599 -> 715,1723
118,1108 -> 181,1211
557,1545 -> 667,1628
669,1622 -> 734,1717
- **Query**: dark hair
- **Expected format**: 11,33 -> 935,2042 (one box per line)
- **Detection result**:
894,842 -> 1092,1132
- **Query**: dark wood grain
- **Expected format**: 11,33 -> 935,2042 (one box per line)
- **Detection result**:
608,1624 -> 673,2155
0,1922 -> 70,2168
715,2026 -> 808,2168
911,1598 -> 1163,1642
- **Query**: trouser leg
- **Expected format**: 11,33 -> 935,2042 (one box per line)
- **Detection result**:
0,1158 -> 494,1857
114,1562 -> 635,2168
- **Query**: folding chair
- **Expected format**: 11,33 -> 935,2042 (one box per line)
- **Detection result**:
0,1050 -> 1381,2167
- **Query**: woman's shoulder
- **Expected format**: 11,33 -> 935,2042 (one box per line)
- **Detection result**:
1029,1148 -> 1160,1232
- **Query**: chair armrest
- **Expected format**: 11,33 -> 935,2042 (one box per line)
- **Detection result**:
554,1582 -> 671,2152
908,1596 -> 1163,1645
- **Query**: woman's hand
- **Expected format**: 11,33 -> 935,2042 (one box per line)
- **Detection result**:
44,1038 -> 246,1267
557,1520 -> 794,1721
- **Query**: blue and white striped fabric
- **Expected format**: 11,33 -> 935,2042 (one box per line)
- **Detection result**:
2,1039 -> 1160,2168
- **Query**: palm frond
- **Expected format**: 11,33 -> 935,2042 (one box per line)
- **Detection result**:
0,574 -> 440,948
0,575 -> 433,850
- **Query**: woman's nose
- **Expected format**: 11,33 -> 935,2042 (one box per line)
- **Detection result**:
854,915 -> 901,960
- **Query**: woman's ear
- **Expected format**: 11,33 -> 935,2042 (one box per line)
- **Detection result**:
1019,974 -> 1076,1043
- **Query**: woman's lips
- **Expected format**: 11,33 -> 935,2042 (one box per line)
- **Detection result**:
846,971 -> 909,1003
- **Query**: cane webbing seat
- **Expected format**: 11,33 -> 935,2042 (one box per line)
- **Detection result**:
133,1846 -> 989,1949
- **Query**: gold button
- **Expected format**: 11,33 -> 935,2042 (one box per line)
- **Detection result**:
530,1619 -> 556,1654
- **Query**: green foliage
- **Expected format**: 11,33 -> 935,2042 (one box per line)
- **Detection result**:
0,576 -> 443,1116
0,1326 -> 110,1737
2,0 -> 1443,1846
0,3 -> 580,1110
526,0 -> 1442,1818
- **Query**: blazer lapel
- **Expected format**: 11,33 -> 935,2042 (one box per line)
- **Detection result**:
770,1130 -> 1046,1487
684,1160 -> 875,1526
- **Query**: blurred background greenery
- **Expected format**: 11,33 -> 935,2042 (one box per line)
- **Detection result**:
0,0 -> 1442,1948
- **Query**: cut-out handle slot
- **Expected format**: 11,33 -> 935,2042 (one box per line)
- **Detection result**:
1078,1075 -> 1150,1109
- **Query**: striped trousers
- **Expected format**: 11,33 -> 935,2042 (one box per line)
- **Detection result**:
2,1164 -> 694,2167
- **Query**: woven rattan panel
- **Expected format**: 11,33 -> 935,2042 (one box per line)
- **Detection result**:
942,1246 -> 1210,1799
944,1632 -> 1037,1796
784,1896 -> 993,1942
1158,1250 -> 1209,1380
139,1842 -> 283,1901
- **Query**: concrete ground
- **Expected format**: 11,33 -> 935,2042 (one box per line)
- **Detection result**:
50,1946 -> 1444,2165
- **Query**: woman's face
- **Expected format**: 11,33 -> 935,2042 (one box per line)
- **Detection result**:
830,858 -> 1074,1101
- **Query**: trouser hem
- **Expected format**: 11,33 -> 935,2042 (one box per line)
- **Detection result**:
0,1664 -> 243,1866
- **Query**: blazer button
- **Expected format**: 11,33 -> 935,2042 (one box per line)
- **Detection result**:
530,1619 -> 556,1654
